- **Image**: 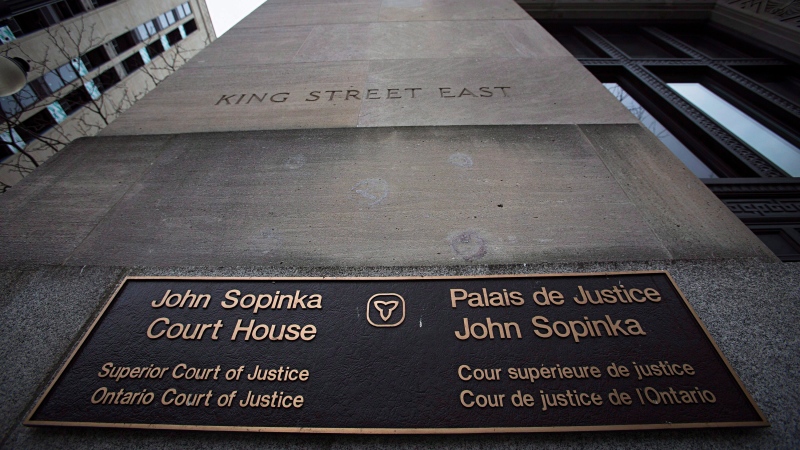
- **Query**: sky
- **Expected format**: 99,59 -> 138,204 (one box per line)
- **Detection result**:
205,0 -> 269,36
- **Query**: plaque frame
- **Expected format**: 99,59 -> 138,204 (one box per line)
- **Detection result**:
25,271 -> 769,433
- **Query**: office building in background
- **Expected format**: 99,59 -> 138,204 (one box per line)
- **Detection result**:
0,0 -> 215,190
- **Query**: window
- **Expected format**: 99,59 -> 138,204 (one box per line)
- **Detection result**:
542,22 -> 800,261
603,83 -> 718,179
135,24 -> 150,41
725,66 -> 800,109
43,62 -> 79,93
669,83 -> 800,176
16,109 -> 57,143
12,9 -> 50,35
59,87 -> 91,115
121,52 -> 145,74
543,23 -> 800,179
51,1 -> 85,21
0,84 -> 39,117
147,40 -> 165,58
91,0 -> 118,7
166,28 -> 182,46
81,46 -> 111,71
146,20 -> 159,35
15,85 -> 39,110
157,14 -> 170,30
92,68 -> 121,93
111,31 -> 139,54
176,2 -> 192,19
748,228 -> 800,262
598,26 -> 690,59
0,144 -> 14,161
0,97 -> 19,117
183,19 -> 198,35
2,0 -> 87,38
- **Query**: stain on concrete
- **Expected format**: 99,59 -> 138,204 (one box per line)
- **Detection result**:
284,154 -> 307,169
448,152 -> 473,168
247,227 -> 282,255
351,178 -> 389,206
449,230 -> 487,261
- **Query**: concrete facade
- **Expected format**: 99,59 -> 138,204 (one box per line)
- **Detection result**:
0,0 -> 798,448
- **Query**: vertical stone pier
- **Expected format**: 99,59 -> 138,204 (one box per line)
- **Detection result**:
0,0 -> 797,448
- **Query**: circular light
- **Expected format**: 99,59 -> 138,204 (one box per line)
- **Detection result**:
0,56 -> 30,97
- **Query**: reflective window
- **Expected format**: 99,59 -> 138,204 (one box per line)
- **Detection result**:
81,46 -> 110,71
604,83 -> 718,178
599,28 -> 689,58
135,24 -> 149,41
43,71 -> 65,92
166,28 -> 182,46
183,19 -> 198,35
146,20 -> 158,35
15,84 -> 39,109
16,109 -> 57,143
0,96 -> 20,116
2,81 -> 42,115
733,66 -> 800,106
668,31 -> 754,58
147,40 -> 165,58
669,83 -> 800,176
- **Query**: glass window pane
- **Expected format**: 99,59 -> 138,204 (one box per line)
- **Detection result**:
0,95 -> 22,116
600,29 -> 688,58
58,63 -> 78,83
552,31 -> 607,58
733,67 -> 800,106
135,24 -> 149,40
669,31 -> 753,58
604,83 -> 718,178
166,11 -> 175,25
16,84 -> 39,109
669,83 -> 800,177
43,70 -> 65,92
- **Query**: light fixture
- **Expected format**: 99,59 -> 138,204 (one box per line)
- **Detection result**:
0,56 -> 30,97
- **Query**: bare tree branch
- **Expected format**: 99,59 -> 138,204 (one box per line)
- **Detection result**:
1,15 -> 202,192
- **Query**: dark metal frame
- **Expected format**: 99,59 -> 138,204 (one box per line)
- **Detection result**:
542,22 -> 800,260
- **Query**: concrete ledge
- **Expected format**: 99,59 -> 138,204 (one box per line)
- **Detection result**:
0,126 -> 774,268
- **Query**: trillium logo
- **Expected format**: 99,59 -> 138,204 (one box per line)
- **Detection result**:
373,300 -> 398,321
367,293 -> 405,328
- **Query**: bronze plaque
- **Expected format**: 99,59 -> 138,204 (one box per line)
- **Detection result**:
26,272 -> 767,433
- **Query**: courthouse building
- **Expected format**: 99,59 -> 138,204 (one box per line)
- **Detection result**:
0,0 -> 798,448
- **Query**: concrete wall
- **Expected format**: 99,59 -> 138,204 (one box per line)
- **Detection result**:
102,0 -> 639,134
0,0 -> 797,448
